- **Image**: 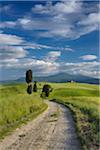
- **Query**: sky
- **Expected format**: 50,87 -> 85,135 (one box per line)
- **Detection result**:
0,0 -> 99,81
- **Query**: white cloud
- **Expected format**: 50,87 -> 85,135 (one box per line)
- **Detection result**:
0,58 -> 18,63
0,21 -> 16,28
79,70 -> 100,79
0,57 -> 59,77
47,51 -> 61,57
63,47 -> 73,51
80,55 -> 97,60
22,43 -> 73,52
31,1 -> 99,39
59,61 -> 100,78
0,51 -> 99,79
44,51 -> 61,62
0,32 -> 25,45
52,0 -> 82,14
23,43 -> 52,50
32,0 -> 82,15
0,1 -> 99,40
0,45 -> 27,60
78,13 -> 100,26
18,18 -> 31,25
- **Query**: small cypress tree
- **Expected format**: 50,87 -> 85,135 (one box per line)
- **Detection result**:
27,84 -> 32,94
33,81 -> 37,92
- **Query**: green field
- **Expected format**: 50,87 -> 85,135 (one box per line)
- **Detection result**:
0,82 -> 99,150
0,83 -> 47,139
49,82 -> 100,150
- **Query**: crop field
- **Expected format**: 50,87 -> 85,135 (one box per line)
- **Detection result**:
49,82 -> 100,150
0,83 -> 47,139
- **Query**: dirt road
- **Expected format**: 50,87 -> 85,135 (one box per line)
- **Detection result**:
0,101 -> 81,150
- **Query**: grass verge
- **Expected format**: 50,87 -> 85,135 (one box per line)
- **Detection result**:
0,83 -> 48,140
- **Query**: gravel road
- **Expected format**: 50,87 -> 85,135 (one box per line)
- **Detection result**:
0,101 -> 81,150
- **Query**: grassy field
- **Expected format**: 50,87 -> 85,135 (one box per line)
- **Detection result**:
0,82 -> 99,150
0,83 -> 47,139
49,82 -> 100,150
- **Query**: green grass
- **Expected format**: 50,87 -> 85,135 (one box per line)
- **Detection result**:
0,83 -> 47,139
49,82 -> 100,150
0,82 -> 99,150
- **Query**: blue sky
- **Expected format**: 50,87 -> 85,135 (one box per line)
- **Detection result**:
0,0 -> 99,81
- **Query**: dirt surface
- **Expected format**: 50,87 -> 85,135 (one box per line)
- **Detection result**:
0,101 -> 81,150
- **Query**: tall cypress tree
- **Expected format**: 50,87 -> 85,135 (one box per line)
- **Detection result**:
26,70 -> 32,83
26,69 -> 33,94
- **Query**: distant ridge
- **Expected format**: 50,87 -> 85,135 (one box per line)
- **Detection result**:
1,73 -> 98,84
35,73 -> 99,84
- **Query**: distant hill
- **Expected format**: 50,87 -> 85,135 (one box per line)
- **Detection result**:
15,73 -> 99,84
0,73 -> 99,84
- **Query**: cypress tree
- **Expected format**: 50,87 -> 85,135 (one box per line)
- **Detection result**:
26,70 -> 32,84
27,84 -> 32,94
26,70 -> 33,94
33,81 -> 37,92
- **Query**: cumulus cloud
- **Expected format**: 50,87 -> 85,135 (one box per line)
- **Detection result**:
32,0 -> 82,15
80,55 -> 97,61
0,45 -> 27,60
78,13 -> 100,26
0,52 -> 99,79
0,1 -> 99,40
59,61 -> 100,78
0,32 -> 25,45
0,57 -> 59,77
0,21 -> 16,28
26,1 -> 99,39
44,51 -> 61,62
79,70 -> 100,79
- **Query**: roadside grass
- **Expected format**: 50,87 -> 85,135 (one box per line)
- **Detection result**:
49,82 -> 100,150
0,83 -> 47,139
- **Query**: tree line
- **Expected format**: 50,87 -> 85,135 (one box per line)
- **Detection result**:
26,69 -> 53,98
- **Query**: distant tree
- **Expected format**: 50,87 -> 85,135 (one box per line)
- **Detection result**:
26,70 -> 33,94
33,81 -> 38,92
27,84 -> 32,94
41,84 -> 53,98
26,70 -> 32,84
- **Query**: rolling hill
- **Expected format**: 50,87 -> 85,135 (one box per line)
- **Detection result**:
0,73 -> 99,84
15,73 -> 99,84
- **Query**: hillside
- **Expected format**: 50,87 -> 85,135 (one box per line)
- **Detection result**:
15,73 -> 99,84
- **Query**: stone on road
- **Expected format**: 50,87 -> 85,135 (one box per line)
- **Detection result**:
0,101 -> 81,150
